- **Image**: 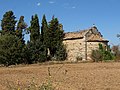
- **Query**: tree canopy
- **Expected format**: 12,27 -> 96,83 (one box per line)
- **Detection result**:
1,11 -> 17,35
0,11 -> 66,66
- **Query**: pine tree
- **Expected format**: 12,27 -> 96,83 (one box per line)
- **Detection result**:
1,11 -> 17,35
29,14 -> 40,43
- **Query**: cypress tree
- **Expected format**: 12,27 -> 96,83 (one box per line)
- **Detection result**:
16,16 -> 27,40
48,17 -> 58,57
1,11 -> 17,35
48,17 -> 66,60
41,14 -> 48,43
41,14 -> 48,58
0,11 -> 19,66
16,16 -> 27,47
29,14 -> 40,43
27,14 -> 47,63
26,39 -> 47,63
16,16 -> 27,64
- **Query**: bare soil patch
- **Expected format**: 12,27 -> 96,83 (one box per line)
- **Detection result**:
0,62 -> 120,90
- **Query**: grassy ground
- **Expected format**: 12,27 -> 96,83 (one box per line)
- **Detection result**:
0,62 -> 120,90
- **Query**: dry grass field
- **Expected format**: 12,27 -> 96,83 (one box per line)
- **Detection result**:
1,62 -> 120,90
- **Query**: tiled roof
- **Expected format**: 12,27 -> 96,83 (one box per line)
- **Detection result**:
87,34 -> 108,42
64,26 -> 108,42
64,30 -> 89,40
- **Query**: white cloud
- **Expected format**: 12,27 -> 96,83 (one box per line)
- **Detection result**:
72,6 -> 76,9
49,1 -> 55,4
37,2 -> 41,6
63,3 -> 76,9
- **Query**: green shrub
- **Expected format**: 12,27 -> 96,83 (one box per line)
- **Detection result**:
103,51 -> 113,61
91,43 -> 114,62
0,34 -> 22,66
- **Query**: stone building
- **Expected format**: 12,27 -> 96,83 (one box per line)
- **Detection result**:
63,26 -> 109,62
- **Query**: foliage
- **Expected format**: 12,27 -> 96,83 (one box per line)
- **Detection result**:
29,14 -> 40,43
48,17 -> 59,57
15,16 -> 27,64
28,14 -> 47,63
48,17 -> 66,60
55,43 -> 67,61
99,44 -> 113,61
0,12 -> 27,66
41,14 -> 49,59
91,50 -> 103,62
0,11 -> 66,66
1,11 -> 17,35
0,11 -> 27,66
91,43 -> 113,62
0,34 -> 19,66
16,16 -> 27,39
26,39 -> 47,63
41,14 -> 48,43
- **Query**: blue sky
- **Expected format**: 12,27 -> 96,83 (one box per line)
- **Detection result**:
0,0 -> 120,45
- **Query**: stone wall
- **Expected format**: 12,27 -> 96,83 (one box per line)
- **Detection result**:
63,38 -> 84,62
87,42 -> 108,60
63,39 -> 108,62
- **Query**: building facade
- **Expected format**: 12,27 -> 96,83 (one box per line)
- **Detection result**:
63,26 -> 109,62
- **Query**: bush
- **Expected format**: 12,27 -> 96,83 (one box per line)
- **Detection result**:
25,39 -> 47,64
103,51 -> 113,61
0,34 -> 21,66
91,44 -> 114,62
91,50 -> 103,62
